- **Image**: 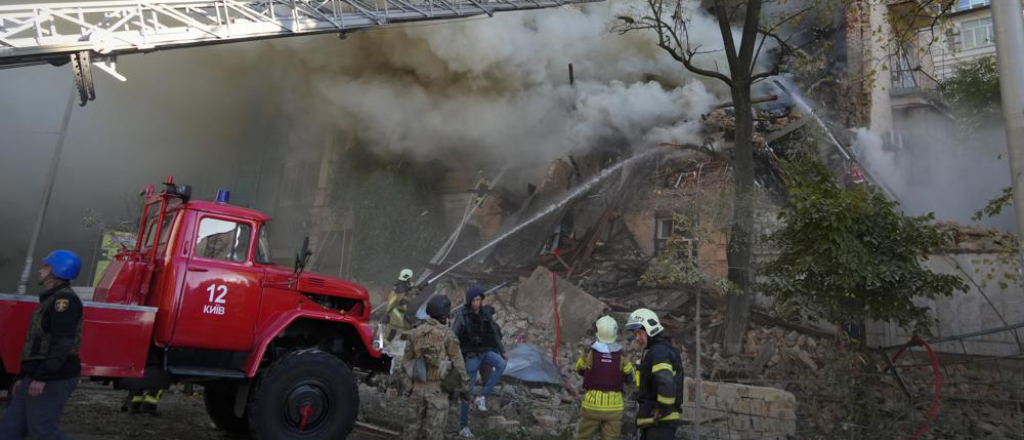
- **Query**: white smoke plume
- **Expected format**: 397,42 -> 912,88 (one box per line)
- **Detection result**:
852,123 -> 1014,230
0,0 -> 733,287
250,1 -> 725,169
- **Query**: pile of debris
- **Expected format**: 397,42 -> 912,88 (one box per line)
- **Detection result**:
937,220 -> 1017,253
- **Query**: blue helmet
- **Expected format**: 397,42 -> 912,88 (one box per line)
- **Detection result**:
42,249 -> 82,281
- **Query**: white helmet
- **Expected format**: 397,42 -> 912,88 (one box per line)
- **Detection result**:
625,308 -> 663,337
596,316 -> 618,344
398,269 -> 413,281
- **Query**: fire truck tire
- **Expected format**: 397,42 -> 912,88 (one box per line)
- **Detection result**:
0,361 -> 10,398
203,381 -> 250,434
247,350 -> 359,440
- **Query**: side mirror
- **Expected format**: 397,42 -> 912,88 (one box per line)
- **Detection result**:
294,236 -> 312,272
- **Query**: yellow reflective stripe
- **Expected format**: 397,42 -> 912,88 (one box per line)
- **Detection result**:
660,412 -> 680,421
575,356 -> 586,372
634,371 -> 641,387
652,363 -> 675,374
131,395 -> 144,403
581,390 -> 624,411
143,395 -> 160,404
657,394 -> 676,405
637,417 -> 655,426
622,360 -> 635,375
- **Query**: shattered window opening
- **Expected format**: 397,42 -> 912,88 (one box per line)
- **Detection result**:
653,216 -> 698,265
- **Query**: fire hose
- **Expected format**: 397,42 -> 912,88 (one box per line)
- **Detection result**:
887,338 -> 942,440
551,271 -> 561,365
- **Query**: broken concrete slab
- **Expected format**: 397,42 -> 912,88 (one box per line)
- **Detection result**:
514,266 -> 608,345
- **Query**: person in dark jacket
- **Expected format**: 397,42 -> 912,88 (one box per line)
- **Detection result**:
625,308 -> 683,440
0,250 -> 84,440
451,287 -> 507,438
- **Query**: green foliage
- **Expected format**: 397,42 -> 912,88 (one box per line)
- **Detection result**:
972,186 -> 1013,222
762,159 -> 966,334
641,213 -> 709,288
942,56 -> 1001,130
970,186 -> 1021,291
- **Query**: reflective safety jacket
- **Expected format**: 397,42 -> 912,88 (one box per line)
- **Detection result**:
386,281 -> 413,331
575,342 -> 634,413
635,333 -> 683,427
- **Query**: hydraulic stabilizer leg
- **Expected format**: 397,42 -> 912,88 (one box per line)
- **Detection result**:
70,51 -> 96,106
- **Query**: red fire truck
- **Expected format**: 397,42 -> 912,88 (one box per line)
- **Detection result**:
0,178 -> 389,439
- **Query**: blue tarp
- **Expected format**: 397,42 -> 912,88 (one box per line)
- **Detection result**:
502,343 -> 562,385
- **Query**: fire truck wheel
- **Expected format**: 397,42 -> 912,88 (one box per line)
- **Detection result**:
0,361 -> 10,398
203,381 -> 250,434
248,350 -> 359,440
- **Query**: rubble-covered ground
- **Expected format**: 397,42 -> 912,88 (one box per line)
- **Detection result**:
0,383 -> 385,440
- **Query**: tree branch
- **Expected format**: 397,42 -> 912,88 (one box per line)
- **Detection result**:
714,0 -> 741,76
736,0 -> 763,81
749,5 -> 814,78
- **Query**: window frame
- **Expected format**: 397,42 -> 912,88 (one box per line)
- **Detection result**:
961,17 -> 994,50
192,215 -> 256,264
957,0 -> 990,11
141,210 -> 179,256
254,225 -> 273,265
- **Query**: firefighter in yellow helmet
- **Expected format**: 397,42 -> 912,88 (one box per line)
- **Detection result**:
573,316 -> 635,440
385,269 -> 415,343
625,308 -> 683,440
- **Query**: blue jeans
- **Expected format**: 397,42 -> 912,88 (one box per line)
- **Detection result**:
459,351 -> 506,429
0,377 -> 78,440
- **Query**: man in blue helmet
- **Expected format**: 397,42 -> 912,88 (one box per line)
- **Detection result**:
0,249 -> 84,440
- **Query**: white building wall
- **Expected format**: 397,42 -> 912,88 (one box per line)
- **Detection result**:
867,254 -> 1024,356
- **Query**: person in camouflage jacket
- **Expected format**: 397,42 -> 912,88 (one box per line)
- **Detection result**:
400,295 -> 468,440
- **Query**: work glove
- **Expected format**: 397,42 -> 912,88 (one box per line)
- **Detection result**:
417,280 -> 430,290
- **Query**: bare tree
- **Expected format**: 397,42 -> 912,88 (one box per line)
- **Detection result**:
617,0 -> 837,355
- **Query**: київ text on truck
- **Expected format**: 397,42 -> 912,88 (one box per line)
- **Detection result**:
0,178 -> 390,439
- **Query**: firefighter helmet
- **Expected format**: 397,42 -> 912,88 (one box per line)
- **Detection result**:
43,249 -> 82,281
425,295 -> 452,320
398,269 -> 414,281
625,308 -> 663,337
596,315 -> 618,344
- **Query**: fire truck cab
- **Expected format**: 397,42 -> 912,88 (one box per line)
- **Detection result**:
0,178 -> 388,440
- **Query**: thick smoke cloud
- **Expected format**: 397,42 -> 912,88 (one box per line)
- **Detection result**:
255,1 -> 724,169
0,1 -> 727,289
853,122 -> 1015,230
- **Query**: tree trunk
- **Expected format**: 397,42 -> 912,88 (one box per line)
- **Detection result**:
724,80 -> 755,356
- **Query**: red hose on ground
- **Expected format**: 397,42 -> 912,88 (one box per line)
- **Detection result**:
889,337 -> 942,440
551,271 -> 561,366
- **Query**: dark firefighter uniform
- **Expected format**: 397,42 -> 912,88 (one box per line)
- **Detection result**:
0,283 -> 84,440
635,333 -> 684,440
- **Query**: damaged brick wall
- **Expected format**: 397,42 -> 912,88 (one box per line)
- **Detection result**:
683,378 -> 797,440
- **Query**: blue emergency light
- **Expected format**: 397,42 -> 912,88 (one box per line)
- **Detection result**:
216,189 -> 230,204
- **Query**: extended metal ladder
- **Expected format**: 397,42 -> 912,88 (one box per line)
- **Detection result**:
0,0 -> 601,104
